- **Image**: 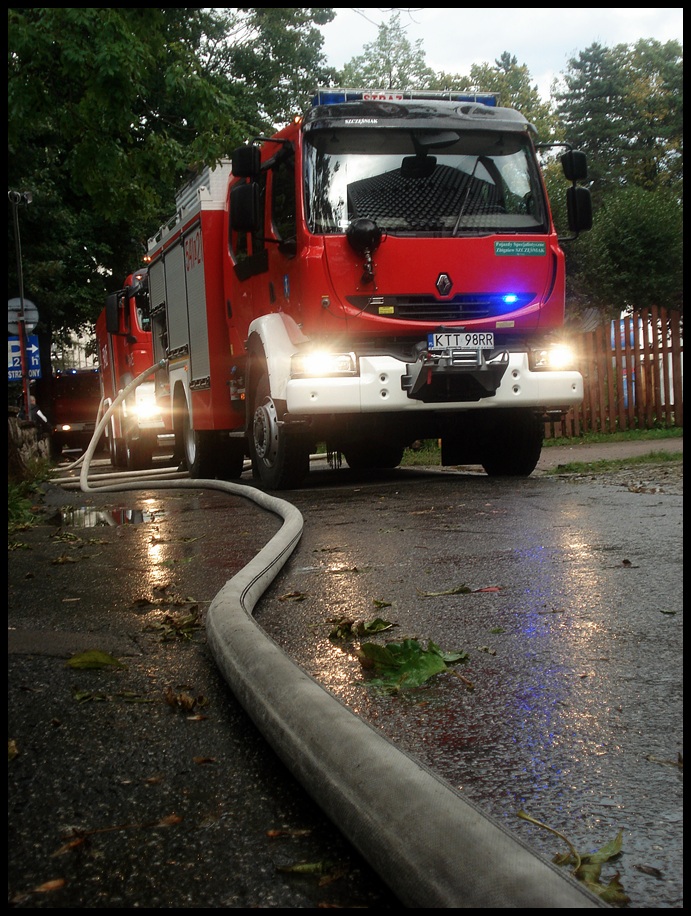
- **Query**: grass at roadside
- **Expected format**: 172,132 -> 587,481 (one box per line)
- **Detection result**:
542,426 -> 683,448
7,457 -> 53,535
541,449 -> 683,476
400,427 -> 683,468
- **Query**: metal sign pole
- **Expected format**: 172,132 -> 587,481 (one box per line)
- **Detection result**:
8,190 -> 33,419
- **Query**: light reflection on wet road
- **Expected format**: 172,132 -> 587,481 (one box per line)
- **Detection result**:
256,467 -> 683,909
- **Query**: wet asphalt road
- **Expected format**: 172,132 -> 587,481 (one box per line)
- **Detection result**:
8,442 -> 683,908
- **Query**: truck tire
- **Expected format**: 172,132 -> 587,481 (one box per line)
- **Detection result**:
125,434 -> 153,472
49,434 -> 63,461
217,437 -> 246,480
182,407 -> 244,480
343,441 -> 404,471
108,428 -> 127,469
249,372 -> 309,490
481,410 -> 544,477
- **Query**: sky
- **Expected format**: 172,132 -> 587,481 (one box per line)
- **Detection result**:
318,7 -> 683,100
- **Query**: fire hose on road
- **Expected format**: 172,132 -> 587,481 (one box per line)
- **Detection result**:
50,361 -> 608,908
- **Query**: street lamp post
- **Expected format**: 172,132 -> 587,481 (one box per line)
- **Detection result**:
8,189 -> 33,420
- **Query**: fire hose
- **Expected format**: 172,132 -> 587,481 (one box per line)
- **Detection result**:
50,361 -> 607,908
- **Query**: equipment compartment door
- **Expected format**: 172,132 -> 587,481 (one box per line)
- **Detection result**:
182,223 -> 211,382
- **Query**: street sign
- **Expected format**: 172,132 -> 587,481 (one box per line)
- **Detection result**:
8,297 -> 39,335
7,335 -> 41,381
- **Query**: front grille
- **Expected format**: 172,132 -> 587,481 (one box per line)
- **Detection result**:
346,293 -> 534,322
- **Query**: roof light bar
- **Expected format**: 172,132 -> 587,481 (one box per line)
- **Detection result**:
312,88 -> 498,108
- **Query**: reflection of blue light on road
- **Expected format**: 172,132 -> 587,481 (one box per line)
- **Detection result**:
496,533 -> 611,807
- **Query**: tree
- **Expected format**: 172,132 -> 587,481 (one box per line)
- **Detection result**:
336,13 -> 556,140
431,52 -> 557,142
337,11 -> 436,89
8,8 -> 335,388
566,186 -> 683,316
554,40 -> 683,200
204,8 -> 337,131
552,39 -> 683,317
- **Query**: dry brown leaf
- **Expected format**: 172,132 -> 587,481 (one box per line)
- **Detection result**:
51,836 -> 86,857
34,878 -> 66,893
155,813 -> 183,827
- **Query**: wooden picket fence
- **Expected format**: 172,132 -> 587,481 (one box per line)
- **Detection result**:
544,305 -> 683,439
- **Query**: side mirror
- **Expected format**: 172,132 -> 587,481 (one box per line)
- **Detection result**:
230,183 -> 260,233
566,186 -> 593,233
561,150 -> 588,182
105,292 -> 121,335
232,145 -> 261,179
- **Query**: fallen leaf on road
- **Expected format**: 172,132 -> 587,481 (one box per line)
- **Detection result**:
66,650 -> 126,670
33,879 -> 66,893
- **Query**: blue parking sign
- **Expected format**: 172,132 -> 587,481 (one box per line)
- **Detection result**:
7,335 -> 42,381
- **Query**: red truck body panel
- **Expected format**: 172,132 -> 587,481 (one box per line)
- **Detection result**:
96,269 -> 170,470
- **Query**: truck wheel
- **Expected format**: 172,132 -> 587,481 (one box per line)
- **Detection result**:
249,372 -> 309,490
344,441 -> 404,470
125,435 -> 153,472
481,410 -> 543,477
216,437 -> 246,480
183,409 -> 211,478
182,407 -> 243,479
49,435 -> 63,461
109,432 -> 127,469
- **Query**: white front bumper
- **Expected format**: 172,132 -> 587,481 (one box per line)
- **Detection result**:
286,352 -> 583,414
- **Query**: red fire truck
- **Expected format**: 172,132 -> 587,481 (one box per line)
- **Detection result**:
48,367 -> 104,458
96,268 -> 169,470
146,88 -> 592,489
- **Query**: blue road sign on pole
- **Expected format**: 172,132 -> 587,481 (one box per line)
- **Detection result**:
7,335 -> 41,381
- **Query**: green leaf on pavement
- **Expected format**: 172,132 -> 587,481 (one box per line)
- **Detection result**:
66,650 -> 126,669
357,638 -> 468,691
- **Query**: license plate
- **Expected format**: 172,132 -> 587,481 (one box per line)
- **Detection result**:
428,331 -> 494,351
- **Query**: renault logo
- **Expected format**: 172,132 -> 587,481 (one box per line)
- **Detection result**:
436,273 -> 453,297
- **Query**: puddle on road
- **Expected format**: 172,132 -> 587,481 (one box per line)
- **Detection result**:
57,506 -> 165,528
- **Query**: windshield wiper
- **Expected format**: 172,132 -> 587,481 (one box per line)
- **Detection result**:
452,157 -> 480,237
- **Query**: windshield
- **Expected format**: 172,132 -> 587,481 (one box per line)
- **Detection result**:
304,128 -> 547,236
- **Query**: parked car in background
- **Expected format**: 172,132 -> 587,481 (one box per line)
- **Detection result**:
49,368 -> 104,459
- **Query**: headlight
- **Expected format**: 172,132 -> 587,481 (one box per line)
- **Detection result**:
529,342 -> 578,371
134,398 -> 159,420
291,350 -> 358,378
124,385 -> 160,420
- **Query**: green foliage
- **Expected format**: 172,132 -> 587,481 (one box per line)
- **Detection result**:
433,52 -> 558,141
401,441 -> 441,466
356,639 -> 468,692
545,427 -> 683,447
7,460 -> 50,533
543,450 -> 683,476
66,650 -> 127,670
568,185 -> 683,313
8,7 -> 334,351
555,39 -> 683,201
337,11 -> 436,89
7,483 -> 37,533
